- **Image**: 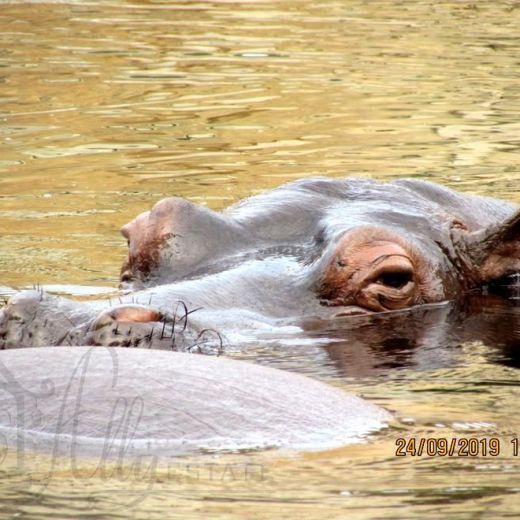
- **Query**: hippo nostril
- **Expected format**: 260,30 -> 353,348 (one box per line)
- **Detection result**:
120,271 -> 133,283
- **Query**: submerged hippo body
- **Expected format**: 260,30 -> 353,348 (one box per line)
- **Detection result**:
0,347 -> 391,457
0,176 -> 518,350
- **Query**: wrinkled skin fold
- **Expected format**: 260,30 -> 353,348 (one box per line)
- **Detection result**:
0,176 -> 519,351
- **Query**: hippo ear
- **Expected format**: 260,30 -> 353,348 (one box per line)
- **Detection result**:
462,209 -> 520,282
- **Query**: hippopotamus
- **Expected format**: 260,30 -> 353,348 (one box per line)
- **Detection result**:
0,347 -> 391,458
0,176 -> 518,350
0,176 -> 518,457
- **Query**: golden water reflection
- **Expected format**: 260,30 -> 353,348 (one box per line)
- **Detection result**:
1,1 -> 520,518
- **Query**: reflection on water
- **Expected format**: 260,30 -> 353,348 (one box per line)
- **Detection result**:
229,294 -> 520,379
1,1 -> 520,518
321,294 -> 520,376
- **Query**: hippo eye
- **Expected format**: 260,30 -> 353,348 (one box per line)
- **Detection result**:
377,271 -> 413,289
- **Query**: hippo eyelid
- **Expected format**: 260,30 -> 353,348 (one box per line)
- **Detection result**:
369,253 -> 413,268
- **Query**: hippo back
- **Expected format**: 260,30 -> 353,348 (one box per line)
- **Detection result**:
0,347 -> 390,459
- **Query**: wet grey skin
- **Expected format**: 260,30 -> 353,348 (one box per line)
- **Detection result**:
0,289 -> 223,353
0,176 -> 519,351
0,347 -> 392,458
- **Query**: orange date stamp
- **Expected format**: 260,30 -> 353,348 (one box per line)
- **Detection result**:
394,437 -> 520,457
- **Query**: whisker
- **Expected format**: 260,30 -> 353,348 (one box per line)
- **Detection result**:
160,319 -> 167,339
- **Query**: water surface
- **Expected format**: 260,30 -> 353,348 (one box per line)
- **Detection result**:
1,1 -> 520,518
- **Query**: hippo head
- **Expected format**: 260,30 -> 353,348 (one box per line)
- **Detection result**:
117,178 -> 520,317
317,212 -> 519,313
2,177 -> 518,352
316,199 -> 519,314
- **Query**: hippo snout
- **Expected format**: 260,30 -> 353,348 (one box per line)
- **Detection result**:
0,290 -> 97,348
87,304 -> 166,348
0,289 -> 223,354
88,304 -> 223,354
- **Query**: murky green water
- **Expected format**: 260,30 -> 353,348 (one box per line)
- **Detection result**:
1,1 -> 520,518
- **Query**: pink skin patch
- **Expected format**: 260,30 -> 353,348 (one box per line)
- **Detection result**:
109,306 -> 163,323
318,227 -> 428,312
